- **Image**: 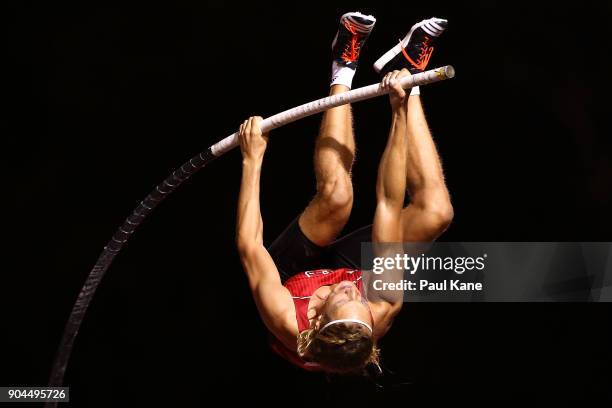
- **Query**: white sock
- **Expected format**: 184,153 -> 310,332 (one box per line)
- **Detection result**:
410,86 -> 420,96
331,61 -> 356,89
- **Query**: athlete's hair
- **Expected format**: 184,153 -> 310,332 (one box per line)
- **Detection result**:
297,320 -> 380,374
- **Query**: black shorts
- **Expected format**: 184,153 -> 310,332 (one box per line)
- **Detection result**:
267,216 -> 372,282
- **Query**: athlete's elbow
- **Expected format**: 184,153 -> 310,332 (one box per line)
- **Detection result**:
236,236 -> 262,258
236,234 -> 252,256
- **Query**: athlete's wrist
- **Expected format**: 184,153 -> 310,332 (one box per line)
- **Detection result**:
242,156 -> 264,168
391,104 -> 408,117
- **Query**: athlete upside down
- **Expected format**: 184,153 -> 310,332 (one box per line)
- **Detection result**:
235,12 -> 452,374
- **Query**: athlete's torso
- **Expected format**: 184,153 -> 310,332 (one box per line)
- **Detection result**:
269,267 -> 366,371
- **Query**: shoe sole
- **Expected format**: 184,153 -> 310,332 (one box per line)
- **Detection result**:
373,18 -> 447,73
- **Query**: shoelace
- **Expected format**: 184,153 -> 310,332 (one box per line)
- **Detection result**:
341,20 -> 365,63
400,35 -> 434,71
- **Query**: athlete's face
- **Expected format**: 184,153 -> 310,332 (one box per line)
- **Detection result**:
322,280 -> 372,325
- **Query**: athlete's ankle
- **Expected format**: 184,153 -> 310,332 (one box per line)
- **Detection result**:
330,61 -> 356,89
330,84 -> 350,94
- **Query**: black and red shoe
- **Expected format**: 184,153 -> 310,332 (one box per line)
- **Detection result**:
331,11 -> 376,69
373,17 -> 447,75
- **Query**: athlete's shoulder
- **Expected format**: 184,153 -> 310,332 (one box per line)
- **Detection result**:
368,299 -> 402,340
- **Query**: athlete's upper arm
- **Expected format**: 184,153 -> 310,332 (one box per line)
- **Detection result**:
239,245 -> 297,338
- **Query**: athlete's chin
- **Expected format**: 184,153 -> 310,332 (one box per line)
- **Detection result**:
336,280 -> 358,291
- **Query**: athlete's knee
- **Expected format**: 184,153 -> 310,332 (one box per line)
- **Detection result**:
316,174 -> 353,215
429,200 -> 454,230
419,197 -> 454,235
315,136 -> 355,173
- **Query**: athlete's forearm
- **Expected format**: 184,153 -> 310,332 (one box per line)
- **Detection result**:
236,157 -> 264,253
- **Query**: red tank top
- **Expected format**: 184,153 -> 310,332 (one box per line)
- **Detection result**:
269,268 -> 364,371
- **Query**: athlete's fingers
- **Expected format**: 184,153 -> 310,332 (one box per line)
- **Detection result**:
390,70 -> 400,85
252,116 -> 263,137
238,122 -> 244,142
392,79 -> 406,98
245,117 -> 253,138
238,121 -> 247,152
387,72 -> 395,88
382,72 -> 391,89
399,68 -> 411,78
390,72 -> 406,99
254,116 -> 270,140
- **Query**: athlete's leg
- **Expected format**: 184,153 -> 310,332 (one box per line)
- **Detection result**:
400,95 -> 453,242
298,12 -> 376,246
373,17 -> 452,243
299,85 -> 356,246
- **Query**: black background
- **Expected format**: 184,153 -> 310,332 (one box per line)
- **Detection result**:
4,1 -> 612,406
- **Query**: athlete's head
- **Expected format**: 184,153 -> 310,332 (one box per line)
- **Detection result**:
297,281 -> 379,374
